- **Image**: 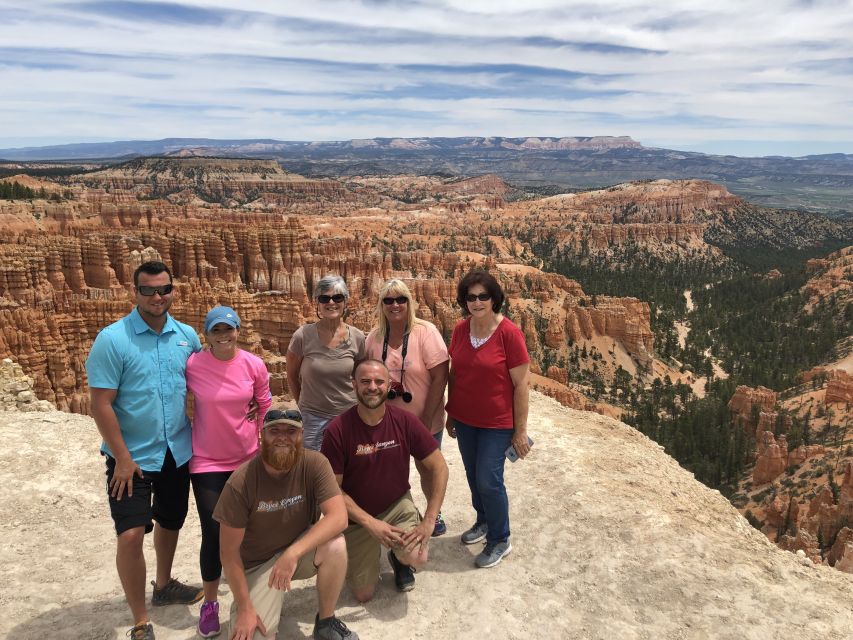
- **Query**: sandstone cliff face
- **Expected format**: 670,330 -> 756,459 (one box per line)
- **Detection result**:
499,136 -> 642,151
825,370 -> 853,405
772,463 -> 853,571
728,385 -> 777,425
802,246 -> 853,304
752,431 -> 825,485
0,358 -> 53,412
76,158 -> 350,205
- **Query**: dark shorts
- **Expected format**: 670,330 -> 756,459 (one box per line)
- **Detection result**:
105,448 -> 191,536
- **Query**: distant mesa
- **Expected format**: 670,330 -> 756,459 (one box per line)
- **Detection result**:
4,135 -> 851,215
0,135 -> 644,161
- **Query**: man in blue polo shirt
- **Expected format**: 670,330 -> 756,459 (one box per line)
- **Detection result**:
87,260 -> 203,640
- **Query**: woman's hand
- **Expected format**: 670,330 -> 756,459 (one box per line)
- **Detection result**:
445,416 -> 456,439
512,428 -> 531,459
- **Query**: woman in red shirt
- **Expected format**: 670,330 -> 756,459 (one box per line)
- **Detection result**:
446,269 -> 530,568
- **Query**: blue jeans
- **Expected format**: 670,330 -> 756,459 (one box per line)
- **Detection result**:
452,420 -> 514,544
301,410 -> 332,451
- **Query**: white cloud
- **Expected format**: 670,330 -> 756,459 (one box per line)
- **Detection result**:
0,0 -> 851,154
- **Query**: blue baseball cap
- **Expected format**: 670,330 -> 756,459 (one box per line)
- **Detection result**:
204,306 -> 241,333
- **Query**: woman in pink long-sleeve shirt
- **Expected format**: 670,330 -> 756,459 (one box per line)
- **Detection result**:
186,306 -> 272,637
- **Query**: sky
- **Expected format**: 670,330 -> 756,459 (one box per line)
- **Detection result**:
1,0 -> 853,157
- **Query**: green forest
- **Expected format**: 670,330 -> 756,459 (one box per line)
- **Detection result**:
0,181 -> 40,199
531,238 -> 851,496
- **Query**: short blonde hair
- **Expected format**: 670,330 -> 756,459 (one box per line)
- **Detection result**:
372,279 -> 424,338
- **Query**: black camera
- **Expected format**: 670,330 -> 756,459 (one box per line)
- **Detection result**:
387,381 -> 412,403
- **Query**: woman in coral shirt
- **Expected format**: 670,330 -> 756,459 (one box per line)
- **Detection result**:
365,278 -> 450,535
186,306 -> 272,638
445,269 -> 530,569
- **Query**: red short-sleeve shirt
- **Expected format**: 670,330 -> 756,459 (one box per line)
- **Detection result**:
446,317 -> 529,429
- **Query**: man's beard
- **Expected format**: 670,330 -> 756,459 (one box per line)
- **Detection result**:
261,438 -> 302,472
357,388 -> 386,410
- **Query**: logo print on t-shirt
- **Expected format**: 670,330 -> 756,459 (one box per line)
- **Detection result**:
257,494 -> 304,512
355,439 -> 399,456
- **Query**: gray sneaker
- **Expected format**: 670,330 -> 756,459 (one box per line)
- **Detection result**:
475,540 -> 512,568
313,614 -> 359,640
461,522 -> 488,545
127,622 -> 155,640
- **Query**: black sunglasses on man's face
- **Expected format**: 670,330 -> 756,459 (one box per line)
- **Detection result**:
137,284 -> 174,296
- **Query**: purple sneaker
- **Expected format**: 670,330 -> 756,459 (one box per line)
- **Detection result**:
432,512 -> 447,537
197,600 -> 220,638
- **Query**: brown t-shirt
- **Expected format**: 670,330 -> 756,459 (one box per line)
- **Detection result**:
287,323 -> 366,418
213,450 -> 341,570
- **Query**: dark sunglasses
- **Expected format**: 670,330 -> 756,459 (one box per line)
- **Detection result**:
264,409 -> 303,426
465,292 -> 491,303
317,293 -> 346,304
382,296 -> 408,305
137,284 -> 174,296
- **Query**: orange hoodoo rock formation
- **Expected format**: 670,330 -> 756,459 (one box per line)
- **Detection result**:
773,462 -> 853,571
752,431 -> 826,485
1,166 -> 747,417
728,385 -> 777,423
802,246 -> 853,302
0,183 -> 657,415
826,370 -> 853,405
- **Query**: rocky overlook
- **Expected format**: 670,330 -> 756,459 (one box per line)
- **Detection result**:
5,391 -> 853,639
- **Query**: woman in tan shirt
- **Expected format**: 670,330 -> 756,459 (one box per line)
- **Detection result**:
286,275 -> 366,450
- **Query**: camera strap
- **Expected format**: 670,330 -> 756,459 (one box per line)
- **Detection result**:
382,331 -> 409,389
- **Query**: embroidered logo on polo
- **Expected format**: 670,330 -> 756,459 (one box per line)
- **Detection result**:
257,494 -> 304,512
355,439 -> 400,456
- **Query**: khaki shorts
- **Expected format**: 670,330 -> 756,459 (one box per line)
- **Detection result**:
227,548 -> 318,640
344,491 -> 421,589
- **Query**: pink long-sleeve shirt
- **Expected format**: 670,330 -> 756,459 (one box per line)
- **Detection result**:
186,349 -> 272,474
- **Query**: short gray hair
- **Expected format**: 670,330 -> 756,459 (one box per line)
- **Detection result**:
314,275 -> 349,299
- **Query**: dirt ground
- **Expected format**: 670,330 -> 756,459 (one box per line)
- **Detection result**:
3,392 -> 853,639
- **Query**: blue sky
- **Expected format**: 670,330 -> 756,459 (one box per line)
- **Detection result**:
1,0 -> 852,156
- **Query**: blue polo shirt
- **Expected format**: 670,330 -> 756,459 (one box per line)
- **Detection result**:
86,307 -> 202,471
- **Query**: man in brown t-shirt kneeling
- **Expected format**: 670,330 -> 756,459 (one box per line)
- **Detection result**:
214,409 -> 359,640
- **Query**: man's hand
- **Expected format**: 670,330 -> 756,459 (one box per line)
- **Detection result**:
445,416 -> 456,439
400,519 -> 433,553
247,398 -> 259,422
366,517 -> 406,548
109,456 -> 143,500
268,549 -> 298,592
230,606 -> 267,640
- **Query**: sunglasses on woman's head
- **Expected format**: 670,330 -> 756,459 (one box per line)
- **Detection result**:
137,284 -> 174,296
465,293 -> 491,302
317,294 -> 346,304
382,296 -> 408,305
